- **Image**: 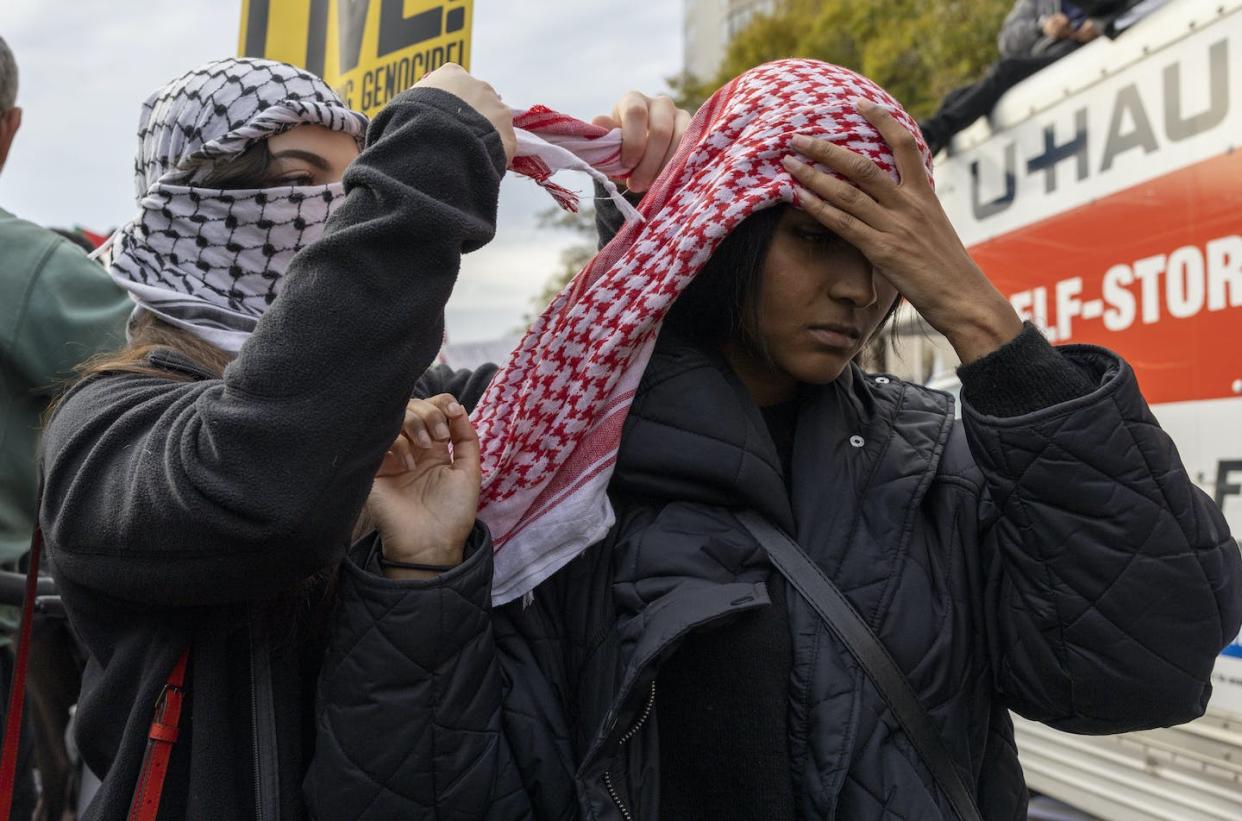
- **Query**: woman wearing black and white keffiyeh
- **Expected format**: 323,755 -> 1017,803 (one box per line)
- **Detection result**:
36,56 -> 511,820
36,56 -> 687,819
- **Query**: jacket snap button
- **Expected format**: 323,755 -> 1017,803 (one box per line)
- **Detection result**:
849,435 -> 865,448
875,376 -> 890,384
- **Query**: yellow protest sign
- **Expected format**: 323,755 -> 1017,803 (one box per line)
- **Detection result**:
238,0 -> 473,117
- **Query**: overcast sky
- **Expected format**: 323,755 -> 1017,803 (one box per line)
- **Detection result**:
0,1 -> 684,342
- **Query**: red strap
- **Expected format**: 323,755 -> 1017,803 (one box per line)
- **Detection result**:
128,646 -> 190,821
147,722 -> 180,744
0,527 -> 41,821
0,525 -> 190,821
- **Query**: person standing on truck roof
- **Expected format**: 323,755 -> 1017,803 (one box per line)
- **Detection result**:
919,0 -> 1144,156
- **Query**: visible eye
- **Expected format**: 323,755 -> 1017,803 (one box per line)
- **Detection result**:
795,226 -> 842,248
271,172 -> 314,187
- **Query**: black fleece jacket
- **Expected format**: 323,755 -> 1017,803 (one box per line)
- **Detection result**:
39,88 -> 506,820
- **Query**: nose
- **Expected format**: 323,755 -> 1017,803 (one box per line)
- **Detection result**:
826,250 -> 878,309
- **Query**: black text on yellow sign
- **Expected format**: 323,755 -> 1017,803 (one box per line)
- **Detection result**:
239,0 -> 473,118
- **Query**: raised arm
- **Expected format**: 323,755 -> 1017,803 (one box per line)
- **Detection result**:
42,77 -> 510,606
781,100 -> 1241,732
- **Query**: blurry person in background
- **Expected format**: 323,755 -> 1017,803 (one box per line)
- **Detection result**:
0,33 -> 130,821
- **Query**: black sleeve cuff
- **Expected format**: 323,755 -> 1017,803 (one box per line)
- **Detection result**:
351,520 -> 491,584
957,322 -> 1097,417
371,86 -> 509,178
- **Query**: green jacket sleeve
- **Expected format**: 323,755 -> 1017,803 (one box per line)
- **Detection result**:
10,241 -> 130,393
0,229 -> 127,597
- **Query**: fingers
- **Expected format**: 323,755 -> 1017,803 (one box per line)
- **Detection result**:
789,100 -> 928,200
376,436 -> 416,478
792,185 -> 885,262
789,132 -> 896,206
660,108 -> 692,177
410,394 -> 465,440
782,154 -> 887,229
612,91 -> 651,174
415,65 -> 515,165
627,96 -> 678,193
376,394 -> 477,484
444,401 -> 481,479
600,93 -> 692,193
1075,20 -> 1100,42
1051,15 -> 1073,39
401,399 -> 448,450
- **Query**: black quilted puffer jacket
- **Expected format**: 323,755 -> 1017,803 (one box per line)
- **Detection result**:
307,335 -> 1242,820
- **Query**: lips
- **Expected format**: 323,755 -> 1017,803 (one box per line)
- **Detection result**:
807,323 -> 862,349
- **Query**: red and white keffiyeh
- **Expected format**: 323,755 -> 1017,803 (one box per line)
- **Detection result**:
510,106 -> 639,219
479,59 -> 933,605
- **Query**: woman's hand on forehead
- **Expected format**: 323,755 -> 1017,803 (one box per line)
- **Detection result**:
780,99 -> 1022,364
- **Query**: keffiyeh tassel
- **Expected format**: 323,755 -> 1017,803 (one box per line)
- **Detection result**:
510,105 -> 641,221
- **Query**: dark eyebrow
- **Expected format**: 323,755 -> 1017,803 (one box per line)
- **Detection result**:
268,149 -> 331,171
787,210 -> 824,228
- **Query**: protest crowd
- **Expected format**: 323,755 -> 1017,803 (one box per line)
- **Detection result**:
1,1 -> 1239,819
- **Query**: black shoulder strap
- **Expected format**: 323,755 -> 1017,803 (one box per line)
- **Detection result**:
736,510 -> 983,821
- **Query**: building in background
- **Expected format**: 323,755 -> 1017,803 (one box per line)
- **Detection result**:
683,0 -> 779,81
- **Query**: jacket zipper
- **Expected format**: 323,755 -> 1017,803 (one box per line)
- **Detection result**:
603,680 -> 656,821
248,629 -> 265,821
147,349 -> 216,381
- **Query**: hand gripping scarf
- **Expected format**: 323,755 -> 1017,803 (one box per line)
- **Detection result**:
105,57 -> 638,353
473,59 -> 934,605
104,57 -> 370,352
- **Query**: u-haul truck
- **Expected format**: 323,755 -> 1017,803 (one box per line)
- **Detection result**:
903,1 -> 1242,817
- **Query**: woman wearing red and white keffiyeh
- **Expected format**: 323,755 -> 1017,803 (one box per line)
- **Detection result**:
328,59 -> 1240,820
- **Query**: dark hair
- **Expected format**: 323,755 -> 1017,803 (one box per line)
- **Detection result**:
66,144 -> 274,387
664,205 -> 785,356
73,138 -> 281,384
56,138 -> 336,646
62,311 -> 337,646
664,204 -> 901,361
71,310 -> 233,385
197,139 -> 273,189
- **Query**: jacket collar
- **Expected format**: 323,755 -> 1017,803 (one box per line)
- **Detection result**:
613,336 -> 873,535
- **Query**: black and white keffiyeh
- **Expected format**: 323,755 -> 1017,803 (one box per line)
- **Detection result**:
104,58 -> 368,351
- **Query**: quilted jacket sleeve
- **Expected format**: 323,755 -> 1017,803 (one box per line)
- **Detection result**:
967,345 -> 1242,734
305,527 -> 581,820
